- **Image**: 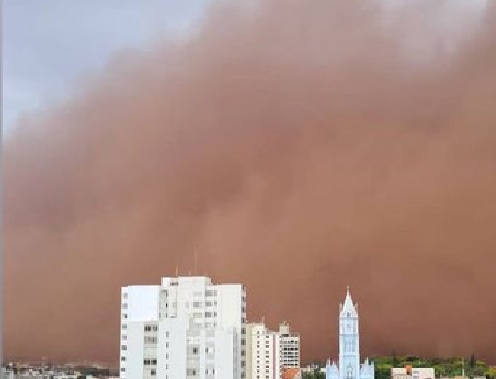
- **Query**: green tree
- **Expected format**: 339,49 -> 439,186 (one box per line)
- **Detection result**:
393,351 -> 399,368
469,354 -> 476,369
302,367 -> 326,379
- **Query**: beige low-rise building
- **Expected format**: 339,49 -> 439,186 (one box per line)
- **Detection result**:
391,366 -> 435,379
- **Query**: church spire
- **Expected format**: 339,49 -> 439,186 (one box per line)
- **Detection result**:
340,285 -> 358,317
327,287 -> 375,379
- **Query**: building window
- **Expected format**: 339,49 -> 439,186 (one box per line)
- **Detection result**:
144,336 -> 157,344
151,369 -> 156,376
347,365 -> 353,379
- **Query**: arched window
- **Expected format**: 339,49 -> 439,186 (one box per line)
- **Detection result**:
347,364 -> 354,379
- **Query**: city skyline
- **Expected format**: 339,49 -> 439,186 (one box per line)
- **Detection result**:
4,0 -> 496,365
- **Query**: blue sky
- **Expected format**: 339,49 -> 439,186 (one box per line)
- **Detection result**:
2,0 -> 487,131
2,0 -> 210,130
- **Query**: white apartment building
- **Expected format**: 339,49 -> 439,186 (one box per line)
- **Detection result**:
246,323 -> 279,379
278,322 -> 300,370
391,367 -> 435,379
120,276 -> 247,379
246,321 -> 300,379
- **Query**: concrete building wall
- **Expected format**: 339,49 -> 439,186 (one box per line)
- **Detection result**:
157,317 -> 187,379
391,369 -> 408,376
122,276 -> 245,379
412,368 -> 435,379
391,367 -> 435,379
278,322 -> 300,369
246,324 -> 254,379
120,286 -> 159,379
216,284 -> 245,379
246,322 -> 300,379
125,322 -> 145,379
248,323 -> 278,379
215,329 -> 235,379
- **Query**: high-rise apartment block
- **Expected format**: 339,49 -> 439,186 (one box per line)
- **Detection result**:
278,321 -> 300,370
246,321 -> 301,379
120,276 -> 247,379
246,322 -> 279,379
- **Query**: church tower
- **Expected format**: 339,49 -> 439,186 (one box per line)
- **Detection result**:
326,287 -> 374,379
339,286 -> 360,379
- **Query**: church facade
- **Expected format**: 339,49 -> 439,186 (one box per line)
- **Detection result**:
326,287 -> 375,379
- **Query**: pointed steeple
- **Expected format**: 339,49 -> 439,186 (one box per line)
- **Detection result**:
340,285 -> 358,317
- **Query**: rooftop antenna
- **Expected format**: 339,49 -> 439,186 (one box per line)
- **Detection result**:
462,357 -> 465,378
175,266 -> 179,278
195,244 -> 199,276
